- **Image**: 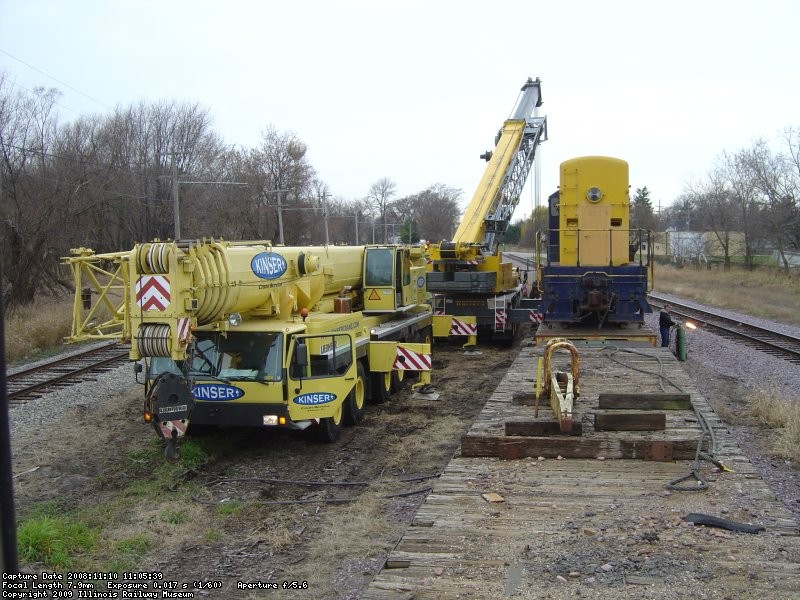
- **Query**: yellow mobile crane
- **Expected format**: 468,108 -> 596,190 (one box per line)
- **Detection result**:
64,240 -> 434,459
427,77 -> 547,346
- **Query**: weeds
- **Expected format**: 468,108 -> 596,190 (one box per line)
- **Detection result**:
653,264 -> 800,325
4,297 -> 73,363
16,436 -> 215,572
17,513 -> 97,569
748,388 -> 800,464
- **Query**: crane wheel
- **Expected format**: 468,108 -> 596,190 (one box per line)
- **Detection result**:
313,406 -> 343,443
344,363 -> 367,425
369,372 -> 391,404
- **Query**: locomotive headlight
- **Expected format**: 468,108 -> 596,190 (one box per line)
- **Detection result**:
586,187 -> 603,203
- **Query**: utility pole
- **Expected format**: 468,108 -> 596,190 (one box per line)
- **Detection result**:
172,155 -> 181,239
262,189 -> 289,245
160,149 -> 246,240
320,192 -> 330,246
354,213 -> 359,245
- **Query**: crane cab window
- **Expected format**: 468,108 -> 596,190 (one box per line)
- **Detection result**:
365,248 -> 393,286
290,334 -> 354,378
190,332 -> 283,381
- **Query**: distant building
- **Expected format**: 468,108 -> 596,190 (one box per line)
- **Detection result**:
653,229 -> 747,264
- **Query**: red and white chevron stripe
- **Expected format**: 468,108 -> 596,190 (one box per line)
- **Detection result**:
449,318 -> 477,336
177,317 -> 191,341
529,311 -> 544,323
495,309 -> 507,329
393,346 -> 432,371
136,275 -> 170,311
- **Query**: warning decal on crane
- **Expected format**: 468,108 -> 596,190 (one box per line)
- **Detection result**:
449,318 -> 478,337
529,311 -> 544,323
368,289 -> 381,301
177,317 -> 191,341
393,346 -> 432,371
495,309 -> 507,330
136,275 -> 170,311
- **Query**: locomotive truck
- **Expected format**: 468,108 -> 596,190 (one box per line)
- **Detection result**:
426,77 -> 547,346
534,155 -> 655,344
63,241 -> 434,458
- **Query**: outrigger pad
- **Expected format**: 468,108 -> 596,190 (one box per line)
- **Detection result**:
147,372 -> 195,424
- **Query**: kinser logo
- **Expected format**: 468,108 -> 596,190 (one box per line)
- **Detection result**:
293,392 -> 337,406
251,251 -> 288,280
192,384 -> 245,401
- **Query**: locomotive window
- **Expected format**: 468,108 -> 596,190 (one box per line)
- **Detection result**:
610,218 -> 622,227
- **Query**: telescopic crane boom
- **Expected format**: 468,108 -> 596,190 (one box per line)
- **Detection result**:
450,76 -> 547,254
427,77 -> 547,345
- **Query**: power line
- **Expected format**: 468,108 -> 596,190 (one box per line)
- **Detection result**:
0,48 -> 114,111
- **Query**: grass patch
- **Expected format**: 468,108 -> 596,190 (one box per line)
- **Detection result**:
16,435 -> 219,573
204,528 -> 222,542
17,512 -> 98,569
104,534 -> 152,572
4,297 -> 73,363
748,388 -> 800,464
216,500 -> 244,517
159,508 -> 190,525
653,264 -> 800,325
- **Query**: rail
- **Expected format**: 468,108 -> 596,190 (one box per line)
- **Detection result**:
7,342 -> 131,406
648,293 -> 800,365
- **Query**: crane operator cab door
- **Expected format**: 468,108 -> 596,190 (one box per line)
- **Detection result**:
364,246 -> 400,311
286,333 -> 358,442
363,246 -> 427,312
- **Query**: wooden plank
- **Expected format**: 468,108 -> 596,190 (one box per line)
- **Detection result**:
504,420 -> 583,437
598,392 -> 691,410
594,411 -> 666,431
367,343 -> 800,598
460,434 -> 699,459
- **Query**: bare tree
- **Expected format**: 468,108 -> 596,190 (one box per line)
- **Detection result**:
685,174 -> 738,269
246,126 -> 316,244
367,177 -> 397,243
741,140 -> 796,270
718,149 -> 765,269
396,183 -> 462,243
0,78 -> 80,305
784,127 -> 800,252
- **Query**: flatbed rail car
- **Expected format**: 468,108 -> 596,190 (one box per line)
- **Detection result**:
364,337 -> 800,599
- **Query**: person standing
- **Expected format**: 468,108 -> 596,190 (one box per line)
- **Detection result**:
659,304 -> 676,347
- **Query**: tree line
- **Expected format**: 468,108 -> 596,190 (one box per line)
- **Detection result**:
666,135 -> 800,270
0,74 -> 462,307
3,73 -> 798,307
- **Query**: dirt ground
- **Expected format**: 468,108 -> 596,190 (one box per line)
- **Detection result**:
9,323 -> 800,599
10,336 -> 517,599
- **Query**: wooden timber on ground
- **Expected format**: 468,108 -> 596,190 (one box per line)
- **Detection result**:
363,335 -> 800,599
534,323 -> 658,346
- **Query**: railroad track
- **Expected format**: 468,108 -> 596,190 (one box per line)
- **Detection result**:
648,292 -> 800,365
503,251 -> 537,273
6,342 -> 131,406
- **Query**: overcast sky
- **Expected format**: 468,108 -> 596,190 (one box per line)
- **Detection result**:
1,0 -> 798,220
